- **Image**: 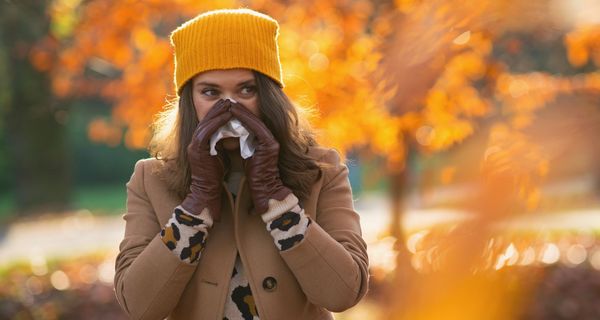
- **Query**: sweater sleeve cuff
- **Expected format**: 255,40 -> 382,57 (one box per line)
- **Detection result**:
160,205 -> 213,264
262,193 -> 311,251
260,193 -> 300,223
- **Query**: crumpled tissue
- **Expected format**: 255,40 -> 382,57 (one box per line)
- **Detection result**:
209,99 -> 256,159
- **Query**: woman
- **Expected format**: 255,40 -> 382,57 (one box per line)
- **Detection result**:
114,8 -> 369,320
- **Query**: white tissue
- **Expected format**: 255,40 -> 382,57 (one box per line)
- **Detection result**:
209,118 -> 256,159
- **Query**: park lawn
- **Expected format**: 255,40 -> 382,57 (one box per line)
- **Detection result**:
0,192 -> 14,221
0,184 -> 126,222
72,184 -> 126,214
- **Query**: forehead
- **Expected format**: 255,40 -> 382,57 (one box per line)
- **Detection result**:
192,68 -> 255,85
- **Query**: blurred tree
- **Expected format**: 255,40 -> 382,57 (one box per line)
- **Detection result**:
38,0 -> 403,226
0,25 -> 10,194
376,1 -> 600,319
0,0 -> 71,213
41,0 -> 400,156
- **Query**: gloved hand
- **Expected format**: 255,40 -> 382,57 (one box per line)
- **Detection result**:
230,101 -> 292,215
181,99 -> 233,222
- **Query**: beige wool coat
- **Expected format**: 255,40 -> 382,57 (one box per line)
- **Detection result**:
113,146 -> 370,320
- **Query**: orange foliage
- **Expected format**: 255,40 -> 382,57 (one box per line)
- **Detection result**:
369,0 -> 600,214
369,1 -> 600,319
496,72 -> 600,131
565,25 -> 600,67
88,118 -> 122,147
37,0 -> 600,198
246,0 -> 404,167
43,0 -> 238,146
31,0 -> 599,213
44,0 -> 404,160
481,123 -> 549,211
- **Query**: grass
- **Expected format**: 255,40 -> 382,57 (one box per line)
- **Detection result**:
0,191 -> 15,221
0,184 -> 126,221
72,184 -> 126,214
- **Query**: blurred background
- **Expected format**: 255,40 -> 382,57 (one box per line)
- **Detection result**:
1,0 -> 600,319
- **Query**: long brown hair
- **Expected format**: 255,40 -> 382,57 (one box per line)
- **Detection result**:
148,70 -> 329,202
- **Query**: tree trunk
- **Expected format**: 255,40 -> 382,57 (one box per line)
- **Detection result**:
1,1 -> 71,213
387,160 -> 418,316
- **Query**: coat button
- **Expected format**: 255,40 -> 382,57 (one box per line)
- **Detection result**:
262,276 -> 277,292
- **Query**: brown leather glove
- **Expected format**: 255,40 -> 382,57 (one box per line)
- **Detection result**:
181,99 -> 233,222
230,101 -> 292,215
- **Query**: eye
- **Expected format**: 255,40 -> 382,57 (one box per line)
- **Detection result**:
240,85 -> 256,96
201,88 -> 219,97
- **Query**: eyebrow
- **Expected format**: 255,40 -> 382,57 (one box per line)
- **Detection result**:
195,79 -> 256,88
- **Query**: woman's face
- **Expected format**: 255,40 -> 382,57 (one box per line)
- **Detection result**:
192,68 -> 259,120
191,68 -> 259,152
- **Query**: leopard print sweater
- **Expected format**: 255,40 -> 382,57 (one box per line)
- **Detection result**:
159,171 -> 310,319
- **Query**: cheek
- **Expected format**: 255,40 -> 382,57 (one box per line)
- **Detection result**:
193,95 -> 211,121
245,99 -> 260,117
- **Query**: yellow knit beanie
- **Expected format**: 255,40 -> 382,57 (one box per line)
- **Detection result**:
170,8 -> 284,96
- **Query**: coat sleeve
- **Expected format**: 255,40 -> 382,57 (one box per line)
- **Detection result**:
279,148 -> 370,312
113,159 -> 199,320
